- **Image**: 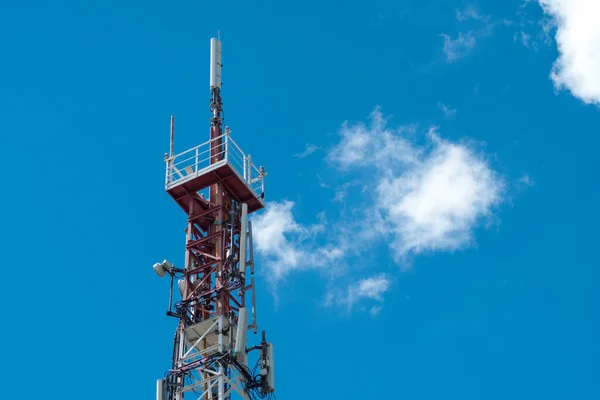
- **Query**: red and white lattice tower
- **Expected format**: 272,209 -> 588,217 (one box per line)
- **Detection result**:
154,37 -> 275,400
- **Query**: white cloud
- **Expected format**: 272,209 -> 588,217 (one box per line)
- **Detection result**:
329,108 -> 504,259
326,122 -> 374,168
254,108 -> 507,312
375,132 -> 504,257
251,201 -> 343,280
456,6 -> 491,23
251,201 -> 306,278
327,109 -> 419,170
294,143 -> 322,158
441,32 -> 477,62
538,0 -> 600,105
511,1 -> 555,51
355,275 -> 391,301
325,274 -> 392,315
519,173 -> 535,187
514,31 -> 531,47
316,174 -> 329,188
438,102 -> 457,117
369,305 -> 384,317
442,5 -> 509,63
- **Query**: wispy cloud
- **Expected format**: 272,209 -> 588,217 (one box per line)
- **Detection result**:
441,5 -> 506,63
519,173 -> 535,187
536,0 -> 600,105
253,108 -> 507,313
441,32 -> 477,62
251,201 -> 343,280
510,0 -> 555,51
316,174 -> 329,188
369,305 -> 384,317
325,274 -> 392,316
438,102 -> 457,118
514,31 -> 531,47
294,143 -> 322,158
456,5 -> 491,23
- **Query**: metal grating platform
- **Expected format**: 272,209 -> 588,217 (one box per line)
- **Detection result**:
165,132 -> 266,214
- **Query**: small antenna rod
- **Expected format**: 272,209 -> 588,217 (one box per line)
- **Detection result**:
169,115 -> 175,158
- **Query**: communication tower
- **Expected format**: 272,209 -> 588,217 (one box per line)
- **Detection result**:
154,37 -> 275,400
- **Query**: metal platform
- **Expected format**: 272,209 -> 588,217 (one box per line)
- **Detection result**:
165,132 -> 266,214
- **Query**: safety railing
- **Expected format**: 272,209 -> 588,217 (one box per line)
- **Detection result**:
165,130 -> 265,198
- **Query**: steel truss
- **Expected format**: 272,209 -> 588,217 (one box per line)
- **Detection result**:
158,38 -> 274,400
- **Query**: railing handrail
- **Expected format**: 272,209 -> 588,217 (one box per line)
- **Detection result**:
167,149 -> 227,180
167,133 -> 228,161
171,142 -> 226,170
165,132 -> 265,200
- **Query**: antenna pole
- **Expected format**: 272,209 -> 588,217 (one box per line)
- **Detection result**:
169,115 -> 175,158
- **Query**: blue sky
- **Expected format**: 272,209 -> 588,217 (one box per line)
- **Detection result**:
1,0 -> 600,398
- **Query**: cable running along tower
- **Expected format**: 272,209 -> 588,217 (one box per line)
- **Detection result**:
154,37 -> 275,400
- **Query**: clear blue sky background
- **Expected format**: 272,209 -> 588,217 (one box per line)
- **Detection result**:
1,0 -> 599,399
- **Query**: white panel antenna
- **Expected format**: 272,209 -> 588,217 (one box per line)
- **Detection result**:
210,38 -> 222,89
266,343 -> 275,393
235,307 -> 249,358
239,203 -> 248,273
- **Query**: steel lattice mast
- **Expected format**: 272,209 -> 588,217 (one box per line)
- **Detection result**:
154,37 -> 275,400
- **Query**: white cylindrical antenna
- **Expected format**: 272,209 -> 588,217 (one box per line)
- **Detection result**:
266,343 -> 275,392
239,203 -> 248,273
156,379 -> 164,400
210,38 -> 222,89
